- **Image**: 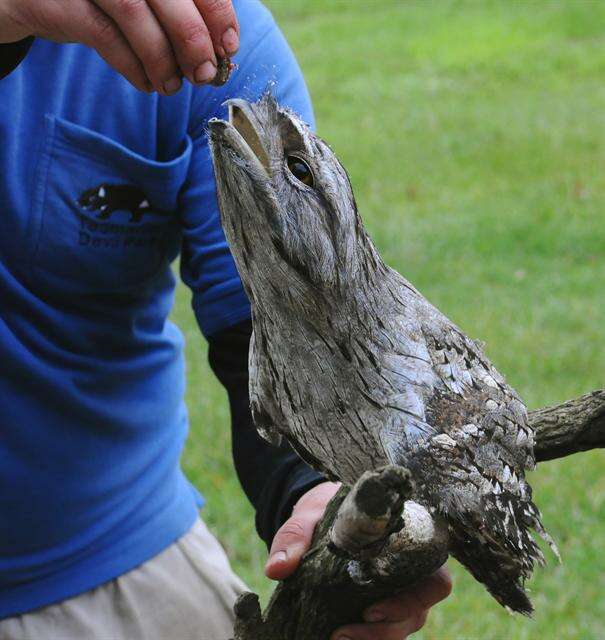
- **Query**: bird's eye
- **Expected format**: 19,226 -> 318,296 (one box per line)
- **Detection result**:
287,155 -> 314,187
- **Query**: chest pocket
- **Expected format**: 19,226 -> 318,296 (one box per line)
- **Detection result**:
28,114 -> 192,295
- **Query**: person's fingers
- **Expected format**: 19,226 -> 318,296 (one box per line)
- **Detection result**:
413,565 -> 453,609
94,0 -> 180,95
361,566 -> 452,624
2,1 -> 149,91
0,0 -> 35,41
362,592 -> 423,624
265,481 -> 340,580
146,0 -> 217,85
193,0 -> 239,58
330,612 -> 428,640
58,1 -> 151,91
264,516 -> 315,580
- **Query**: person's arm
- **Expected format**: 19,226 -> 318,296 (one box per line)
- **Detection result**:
0,36 -> 33,79
207,318 -> 326,544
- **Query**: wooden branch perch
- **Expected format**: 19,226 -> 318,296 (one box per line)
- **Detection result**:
232,389 -> 605,640
531,389 -> 605,462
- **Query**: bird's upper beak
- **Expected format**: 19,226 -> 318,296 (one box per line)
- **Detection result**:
208,99 -> 271,178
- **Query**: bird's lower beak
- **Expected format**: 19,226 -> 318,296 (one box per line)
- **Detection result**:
228,100 -> 271,174
208,99 -> 271,178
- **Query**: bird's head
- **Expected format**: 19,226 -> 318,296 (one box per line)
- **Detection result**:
208,94 -> 383,315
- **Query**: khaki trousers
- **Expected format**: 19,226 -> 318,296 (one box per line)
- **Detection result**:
0,519 -> 248,640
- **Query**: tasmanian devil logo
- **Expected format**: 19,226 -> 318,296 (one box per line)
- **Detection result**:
78,183 -> 169,223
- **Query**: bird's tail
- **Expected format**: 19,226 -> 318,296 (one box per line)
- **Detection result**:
448,492 -> 559,615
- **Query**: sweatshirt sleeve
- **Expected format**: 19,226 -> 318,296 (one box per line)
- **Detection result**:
207,319 -> 326,545
0,37 -> 34,79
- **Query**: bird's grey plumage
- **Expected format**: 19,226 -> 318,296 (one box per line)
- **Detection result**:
208,94 -> 558,615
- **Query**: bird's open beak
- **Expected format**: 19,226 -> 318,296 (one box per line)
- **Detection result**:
208,99 -> 271,178
228,100 -> 271,174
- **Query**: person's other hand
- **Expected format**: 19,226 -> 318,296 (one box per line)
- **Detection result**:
0,0 -> 239,93
265,481 -> 452,640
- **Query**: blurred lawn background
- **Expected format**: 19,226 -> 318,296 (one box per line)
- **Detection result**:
173,1 -> 605,638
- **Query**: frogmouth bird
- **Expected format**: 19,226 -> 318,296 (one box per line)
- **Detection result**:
208,95 -> 558,615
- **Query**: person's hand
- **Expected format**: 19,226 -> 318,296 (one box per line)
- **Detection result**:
0,0 -> 239,93
265,482 -> 452,640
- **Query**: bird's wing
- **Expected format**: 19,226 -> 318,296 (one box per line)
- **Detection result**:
414,317 -> 558,612
249,326 -> 284,447
420,319 -> 534,470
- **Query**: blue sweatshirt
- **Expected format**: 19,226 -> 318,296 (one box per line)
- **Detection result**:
0,0 -> 314,617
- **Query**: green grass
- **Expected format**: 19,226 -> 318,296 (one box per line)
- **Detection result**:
174,2 -> 605,637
